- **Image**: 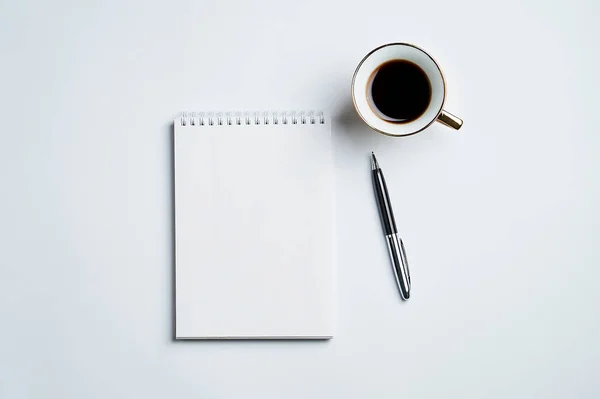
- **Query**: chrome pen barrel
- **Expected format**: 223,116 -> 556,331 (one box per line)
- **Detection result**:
385,233 -> 411,300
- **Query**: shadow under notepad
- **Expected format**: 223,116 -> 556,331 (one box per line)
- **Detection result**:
168,121 -> 177,341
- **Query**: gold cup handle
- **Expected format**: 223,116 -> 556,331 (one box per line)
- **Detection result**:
437,110 -> 463,130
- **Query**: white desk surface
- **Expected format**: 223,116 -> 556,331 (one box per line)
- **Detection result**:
1,0 -> 599,397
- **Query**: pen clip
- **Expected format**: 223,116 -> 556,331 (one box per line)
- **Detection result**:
399,239 -> 410,284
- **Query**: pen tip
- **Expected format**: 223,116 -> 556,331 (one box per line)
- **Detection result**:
371,152 -> 379,170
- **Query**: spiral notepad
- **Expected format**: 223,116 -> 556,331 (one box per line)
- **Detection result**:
174,111 -> 333,339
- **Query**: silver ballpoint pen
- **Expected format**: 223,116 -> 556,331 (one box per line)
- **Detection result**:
371,152 -> 411,300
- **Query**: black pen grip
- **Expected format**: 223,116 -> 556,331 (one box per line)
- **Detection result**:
372,169 -> 398,235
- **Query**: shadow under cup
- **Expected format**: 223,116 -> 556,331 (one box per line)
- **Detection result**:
352,43 -> 463,137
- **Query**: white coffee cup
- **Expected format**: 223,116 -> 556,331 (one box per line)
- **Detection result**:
352,43 -> 463,137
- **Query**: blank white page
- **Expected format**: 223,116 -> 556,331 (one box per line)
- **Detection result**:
174,113 -> 333,339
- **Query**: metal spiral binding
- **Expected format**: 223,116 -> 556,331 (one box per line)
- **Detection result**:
180,111 -> 325,127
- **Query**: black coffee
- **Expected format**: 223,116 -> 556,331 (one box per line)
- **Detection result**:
368,60 -> 432,123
